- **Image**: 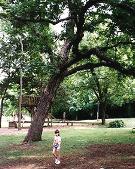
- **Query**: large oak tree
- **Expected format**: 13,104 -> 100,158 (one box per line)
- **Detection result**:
1,0 -> 135,142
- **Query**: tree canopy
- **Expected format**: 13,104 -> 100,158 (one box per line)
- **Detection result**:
0,0 -> 135,77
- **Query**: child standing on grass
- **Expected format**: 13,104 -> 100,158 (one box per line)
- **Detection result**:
52,129 -> 61,164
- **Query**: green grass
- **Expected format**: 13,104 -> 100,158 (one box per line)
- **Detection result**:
80,118 -> 135,128
0,128 -> 135,165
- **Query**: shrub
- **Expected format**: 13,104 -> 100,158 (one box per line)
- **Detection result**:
108,120 -> 125,128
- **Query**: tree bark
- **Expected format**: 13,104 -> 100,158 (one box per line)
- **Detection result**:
100,101 -> 107,125
101,109 -> 106,125
23,73 -> 65,143
0,97 -> 4,128
0,116 -> 1,128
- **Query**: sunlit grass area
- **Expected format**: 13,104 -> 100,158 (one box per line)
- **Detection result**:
0,127 -> 135,165
79,118 -> 135,128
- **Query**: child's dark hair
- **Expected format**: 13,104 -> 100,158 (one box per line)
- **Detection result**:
55,129 -> 60,136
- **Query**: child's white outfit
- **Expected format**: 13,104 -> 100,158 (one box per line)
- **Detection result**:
53,135 -> 61,164
53,135 -> 61,150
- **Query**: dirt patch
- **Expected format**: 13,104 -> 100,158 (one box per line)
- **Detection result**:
0,144 -> 135,169
0,126 -> 77,136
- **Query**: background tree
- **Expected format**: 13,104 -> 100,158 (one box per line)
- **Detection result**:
0,20 -> 53,125
63,68 -> 135,123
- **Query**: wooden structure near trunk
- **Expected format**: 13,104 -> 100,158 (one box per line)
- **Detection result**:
21,95 -> 40,107
8,95 -> 73,128
20,95 -> 40,121
21,95 -> 53,127
21,96 -> 74,126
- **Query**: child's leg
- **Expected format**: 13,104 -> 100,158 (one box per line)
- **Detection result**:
52,148 -> 57,158
56,149 -> 60,161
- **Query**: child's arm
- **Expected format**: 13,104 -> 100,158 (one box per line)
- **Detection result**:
53,138 -> 56,145
57,137 -> 61,145
53,137 -> 61,146
53,136 -> 58,145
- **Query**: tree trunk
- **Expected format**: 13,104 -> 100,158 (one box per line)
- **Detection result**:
0,116 -> 1,128
23,73 -> 64,143
101,110 -> 106,125
0,98 -> 4,128
100,101 -> 106,125
0,109 -> 2,128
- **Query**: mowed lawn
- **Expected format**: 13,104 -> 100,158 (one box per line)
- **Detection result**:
0,127 -> 135,166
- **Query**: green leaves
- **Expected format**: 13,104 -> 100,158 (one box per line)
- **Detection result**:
110,1 -> 135,37
108,120 -> 125,128
9,0 -> 66,23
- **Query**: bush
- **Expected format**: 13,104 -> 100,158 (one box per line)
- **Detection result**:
108,120 -> 125,128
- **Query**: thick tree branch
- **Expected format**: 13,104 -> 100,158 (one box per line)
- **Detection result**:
100,60 -> 135,77
71,1 -> 102,54
65,57 -> 135,78
64,62 -> 104,77
71,0 -> 135,54
13,16 -> 73,25
91,49 -> 135,77
63,40 -> 133,70
63,45 -> 135,77
62,48 -> 96,70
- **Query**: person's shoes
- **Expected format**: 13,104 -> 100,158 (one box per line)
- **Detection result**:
55,158 -> 57,164
56,160 -> 60,164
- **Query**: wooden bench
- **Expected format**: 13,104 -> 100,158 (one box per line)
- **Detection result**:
9,121 -> 31,128
9,121 -> 17,128
66,121 -> 73,126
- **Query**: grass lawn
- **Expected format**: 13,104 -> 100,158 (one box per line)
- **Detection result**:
0,127 -> 135,166
79,118 -> 135,128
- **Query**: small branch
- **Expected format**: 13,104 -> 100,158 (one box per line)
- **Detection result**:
82,0 -> 102,14
100,41 -> 135,52
91,70 -> 102,99
0,13 -> 8,19
113,2 -> 135,15
83,0 -> 135,15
